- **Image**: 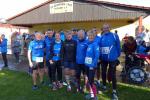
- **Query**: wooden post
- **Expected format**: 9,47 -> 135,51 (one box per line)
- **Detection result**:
138,16 -> 143,33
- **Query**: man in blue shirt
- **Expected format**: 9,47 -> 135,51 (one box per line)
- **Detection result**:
28,32 -> 45,90
72,28 -> 78,41
44,29 -> 54,84
0,34 -> 8,68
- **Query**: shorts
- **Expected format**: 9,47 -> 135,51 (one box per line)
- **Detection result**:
32,62 -> 44,70
64,61 -> 76,70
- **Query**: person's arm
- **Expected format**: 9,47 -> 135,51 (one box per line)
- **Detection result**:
49,42 -> 54,64
115,34 -> 121,57
93,44 -> 100,67
0,39 -> 7,47
60,41 -> 64,66
28,42 -> 33,67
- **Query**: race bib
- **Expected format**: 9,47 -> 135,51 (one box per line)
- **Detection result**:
35,57 -> 43,62
85,57 -> 92,64
101,47 -> 110,54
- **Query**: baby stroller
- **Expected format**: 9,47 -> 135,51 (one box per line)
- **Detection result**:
121,53 -> 148,84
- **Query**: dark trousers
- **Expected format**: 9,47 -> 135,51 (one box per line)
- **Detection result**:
96,62 -> 101,80
76,64 -> 86,83
2,52 -> 8,66
46,61 -> 52,82
51,61 -> 62,82
101,60 -> 117,90
86,67 -> 96,86
14,52 -> 20,62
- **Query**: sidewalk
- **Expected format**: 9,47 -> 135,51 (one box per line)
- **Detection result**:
0,54 -> 28,72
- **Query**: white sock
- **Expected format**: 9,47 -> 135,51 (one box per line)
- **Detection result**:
113,89 -> 116,93
98,80 -> 100,84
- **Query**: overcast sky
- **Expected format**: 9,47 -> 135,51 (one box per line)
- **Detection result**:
0,0 -> 48,19
0,0 -> 150,19
99,0 -> 150,7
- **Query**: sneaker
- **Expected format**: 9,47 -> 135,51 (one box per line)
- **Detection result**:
102,86 -> 107,92
77,86 -> 83,93
67,85 -> 72,91
52,83 -> 57,91
85,93 -> 96,100
112,92 -> 118,100
57,81 -> 63,89
32,85 -> 38,90
63,81 -> 67,86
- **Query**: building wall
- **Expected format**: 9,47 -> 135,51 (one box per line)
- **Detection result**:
29,19 -> 130,33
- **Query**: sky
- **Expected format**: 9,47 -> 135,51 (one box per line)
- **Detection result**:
0,0 -> 150,19
99,0 -> 150,7
0,0 -> 48,19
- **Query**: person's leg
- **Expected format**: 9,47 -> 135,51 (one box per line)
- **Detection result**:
47,61 -> 52,83
70,62 -> 76,87
109,61 -> 117,90
56,61 -> 62,81
76,64 -> 81,90
96,62 -> 101,82
2,52 -> 8,67
64,68 -> 71,91
107,66 -> 112,84
14,52 -> 19,63
87,68 -> 97,98
38,63 -> 45,84
101,61 -> 108,87
109,61 -> 118,100
32,69 -> 38,86
56,61 -> 63,88
14,53 -> 17,62
32,63 -> 38,90
51,62 -> 56,82
51,62 -> 57,90
64,62 -> 71,86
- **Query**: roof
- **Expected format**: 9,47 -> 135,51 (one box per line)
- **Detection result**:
7,0 -> 150,26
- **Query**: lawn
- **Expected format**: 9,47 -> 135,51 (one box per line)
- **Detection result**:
0,69 -> 150,100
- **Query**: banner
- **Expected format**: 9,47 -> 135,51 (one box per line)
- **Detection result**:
50,1 -> 73,14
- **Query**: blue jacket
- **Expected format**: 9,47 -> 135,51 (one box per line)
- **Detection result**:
60,32 -> 65,41
72,35 -> 78,41
94,35 -> 101,45
0,38 -> 7,53
44,36 -> 54,61
100,32 -> 121,61
85,41 -> 100,68
28,40 -> 45,62
137,45 -> 147,55
76,39 -> 88,64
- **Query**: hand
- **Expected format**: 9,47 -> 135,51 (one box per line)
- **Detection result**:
49,60 -> 54,64
29,62 -> 33,67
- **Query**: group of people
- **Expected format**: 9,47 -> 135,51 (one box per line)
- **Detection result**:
26,23 -> 121,100
1,22 -> 150,100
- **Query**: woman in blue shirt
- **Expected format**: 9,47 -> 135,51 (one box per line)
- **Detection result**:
49,32 -> 63,90
85,30 -> 99,100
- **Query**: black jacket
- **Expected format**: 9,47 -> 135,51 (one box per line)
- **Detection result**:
63,39 -> 77,62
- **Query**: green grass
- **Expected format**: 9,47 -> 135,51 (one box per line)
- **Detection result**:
0,70 -> 150,100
